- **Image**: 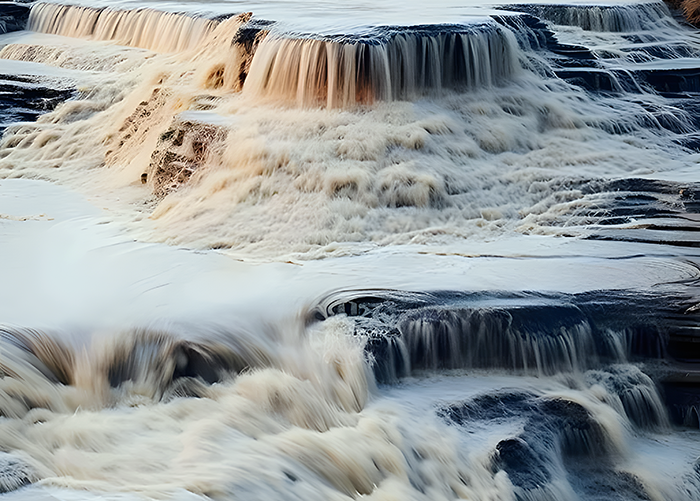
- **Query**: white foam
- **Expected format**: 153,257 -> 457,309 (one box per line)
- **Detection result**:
0,1 -> 699,499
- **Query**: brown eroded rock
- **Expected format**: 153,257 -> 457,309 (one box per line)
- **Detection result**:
147,118 -> 227,197
665,0 -> 700,26
104,86 -> 173,169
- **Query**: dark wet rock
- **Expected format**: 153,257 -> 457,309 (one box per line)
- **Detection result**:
537,396 -> 608,456
383,300 -> 599,377
440,390 -> 619,499
497,4 -> 700,100
662,378 -> 700,427
634,67 -> 700,94
0,76 -> 75,135
555,68 -> 626,93
314,288 -> 700,383
440,392 -> 608,458
0,452 -> 36,493
525,177 -> 700,247
579,179 -> 700,248
439,389 -> 538,424
453,387 -> 662,499
363,327 -> 408,384
492,13 -> 562,52
567,466 -> 653,501
493,437 -> 551,489
499,3 -> 670,32
231,25 -> 269,90
0,2 -> 30,34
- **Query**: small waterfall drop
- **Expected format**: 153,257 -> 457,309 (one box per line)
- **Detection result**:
28,2 -> 218,52
244,24 -> 520,106
503,1 -> 675,32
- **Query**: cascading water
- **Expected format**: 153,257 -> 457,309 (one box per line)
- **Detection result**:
0,0 -> 700,500
244,24 -> 519,106
498,1 -> 676,31
27,3 -> 218,52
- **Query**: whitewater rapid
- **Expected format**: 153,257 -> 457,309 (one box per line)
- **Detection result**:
0,0 -> 699,500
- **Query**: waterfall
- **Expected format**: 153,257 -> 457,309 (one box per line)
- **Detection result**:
244,24 -> 520,106
1,0 -> 700,499
502,1 -> 675,32
28,2 -> 218,52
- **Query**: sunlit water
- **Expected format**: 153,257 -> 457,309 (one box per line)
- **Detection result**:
0,0 -> 699,500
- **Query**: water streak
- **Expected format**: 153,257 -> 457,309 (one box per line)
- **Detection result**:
245,24 -> 519,106
28,2 -> 218,52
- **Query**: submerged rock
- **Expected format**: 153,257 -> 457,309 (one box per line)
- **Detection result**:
0,453 -> 36,493
440,390 -> 650,500
0,75 -> 75,135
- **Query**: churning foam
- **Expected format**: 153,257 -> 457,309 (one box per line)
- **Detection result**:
1,1 -> 700,499
1,1 -> 695,257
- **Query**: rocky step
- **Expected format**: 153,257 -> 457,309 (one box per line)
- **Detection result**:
312,289 -> 700,382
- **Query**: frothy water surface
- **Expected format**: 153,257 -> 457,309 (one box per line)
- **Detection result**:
1,0 -> 700,500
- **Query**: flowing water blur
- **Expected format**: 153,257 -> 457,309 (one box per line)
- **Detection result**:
0,0 -> 700,500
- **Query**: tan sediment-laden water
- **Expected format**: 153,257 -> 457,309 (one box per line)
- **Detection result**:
0,1 -> 700,500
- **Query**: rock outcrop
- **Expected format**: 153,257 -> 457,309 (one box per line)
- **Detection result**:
0,2 -> 30,34
147,118 -> 227,197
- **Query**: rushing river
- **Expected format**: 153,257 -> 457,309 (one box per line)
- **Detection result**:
0,0 -> 699,500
